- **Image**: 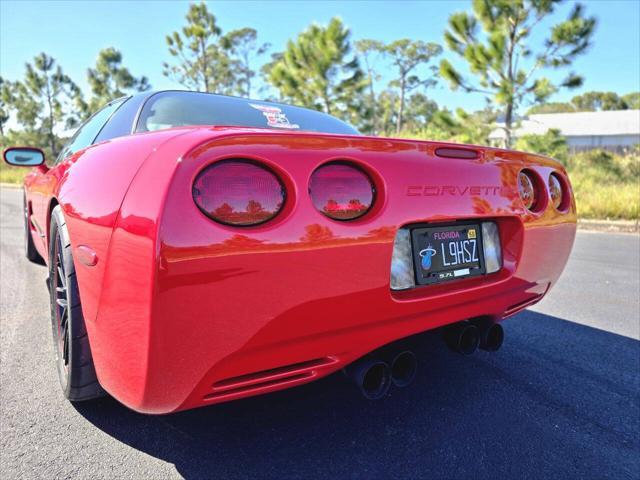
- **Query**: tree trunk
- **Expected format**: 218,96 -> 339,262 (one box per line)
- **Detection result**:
369,81 -> 377,134
201,39 -> 209,92
396,77 -> 405,134
244,53 -> 251,98
504,101 -> 513,148
323,91 -> 332,115
504,19 -> 517,149
45,78 -> 56,156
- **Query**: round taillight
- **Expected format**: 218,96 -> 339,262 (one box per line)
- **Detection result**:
309,163 -> 374,220
548,172 -> 564,210
193,160 -> 285,226
518,170 -> 538,211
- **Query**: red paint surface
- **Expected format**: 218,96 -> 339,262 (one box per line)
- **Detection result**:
19,127 -> 576,413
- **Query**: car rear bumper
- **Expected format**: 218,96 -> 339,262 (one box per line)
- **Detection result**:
97,217 -> 573,414
167,220 -> 573,413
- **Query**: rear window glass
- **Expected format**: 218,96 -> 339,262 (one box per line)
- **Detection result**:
135,91 -> 360,135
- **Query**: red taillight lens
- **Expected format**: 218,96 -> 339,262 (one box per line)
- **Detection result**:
548,172 -> 564,210
193,160 -> 285,226
309,163 -> 374,220
518,170 -> 538,211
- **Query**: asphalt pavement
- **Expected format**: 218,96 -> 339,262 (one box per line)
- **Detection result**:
1,186 -> 639,479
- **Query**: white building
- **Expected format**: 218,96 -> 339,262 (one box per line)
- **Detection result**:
489,109 -> 640,151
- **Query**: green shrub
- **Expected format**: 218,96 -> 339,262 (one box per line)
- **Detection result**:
0,162 -> 28,184
515,129 -> 569,165
569,148 -> 639,219
514,131 -> 638,219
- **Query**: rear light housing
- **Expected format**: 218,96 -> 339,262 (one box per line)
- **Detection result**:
193,160 -> 285,226
518,170 -> 544,212
309,162 -> 375,221
548,172 -> 568,211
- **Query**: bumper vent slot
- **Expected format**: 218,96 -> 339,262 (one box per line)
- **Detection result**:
205,357 -> 337,400
504,293 -> 544,317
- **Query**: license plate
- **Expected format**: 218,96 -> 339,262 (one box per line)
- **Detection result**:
411,223 -> 485,285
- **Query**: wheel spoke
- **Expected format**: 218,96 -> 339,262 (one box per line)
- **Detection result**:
51,228 -> 72,372
59,305 -> 69,366
60,305 -> 67,327
57,266 -> 66,288
62,328 -> 69,365
60,317 -> 66,342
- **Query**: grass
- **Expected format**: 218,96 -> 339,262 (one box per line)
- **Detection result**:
566,149 -> 639,220
571,174 -> 638,220
0,163 -> 29,185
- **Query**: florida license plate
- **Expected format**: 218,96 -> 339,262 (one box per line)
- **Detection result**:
411,223 -> 485,285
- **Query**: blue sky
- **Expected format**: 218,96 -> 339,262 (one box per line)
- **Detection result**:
1,0 -> 639,112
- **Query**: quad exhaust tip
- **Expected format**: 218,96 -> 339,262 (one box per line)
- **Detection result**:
444,321 -> 480,355
390,351 -> 417,387
346,349 -> 419,399
479,321 -> 504,351
346,358 -> 392,400
444,319 -> 504,354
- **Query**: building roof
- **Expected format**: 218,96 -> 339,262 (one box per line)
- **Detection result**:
489,109 -> 640,140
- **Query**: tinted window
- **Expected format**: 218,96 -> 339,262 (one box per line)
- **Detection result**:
136,91 -> 360,135
94,94 -> 148,143
58,98 -> 125,161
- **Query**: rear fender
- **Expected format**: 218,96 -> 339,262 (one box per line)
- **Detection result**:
55,131 -> 184,327
89,130 -> 199,410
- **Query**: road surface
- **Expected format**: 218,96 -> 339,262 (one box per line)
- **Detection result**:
1,186 -> 638,479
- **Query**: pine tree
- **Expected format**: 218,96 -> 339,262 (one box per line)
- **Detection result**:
266,18 -> 366,119
163,2 -> 234,94
85,47 -> 150,116
382,40 -> 441,133
440,0 -> 596,146
11,53 -> 79,155
223,28 -> 269,97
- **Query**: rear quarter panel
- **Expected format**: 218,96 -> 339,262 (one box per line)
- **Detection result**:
53,130 -> 189,325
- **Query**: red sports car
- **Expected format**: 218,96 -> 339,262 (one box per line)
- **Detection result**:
4,91 -> 576,414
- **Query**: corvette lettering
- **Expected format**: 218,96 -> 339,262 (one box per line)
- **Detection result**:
406,185 -> 514,196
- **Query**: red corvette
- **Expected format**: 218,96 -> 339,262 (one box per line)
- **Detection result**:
4,91 -> 576,414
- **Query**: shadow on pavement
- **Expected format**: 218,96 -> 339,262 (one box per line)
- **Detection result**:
74,311 -> 640,479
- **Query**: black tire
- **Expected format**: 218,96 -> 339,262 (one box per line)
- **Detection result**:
49,205 -> 105,401
23,193 -> 44,264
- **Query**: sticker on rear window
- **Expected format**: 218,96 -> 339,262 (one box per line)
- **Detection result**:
250,104 -> 300,129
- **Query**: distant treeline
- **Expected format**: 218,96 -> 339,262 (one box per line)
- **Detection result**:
3,0 -> 637,160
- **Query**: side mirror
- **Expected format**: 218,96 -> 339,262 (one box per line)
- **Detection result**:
3,147 -> 45,167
